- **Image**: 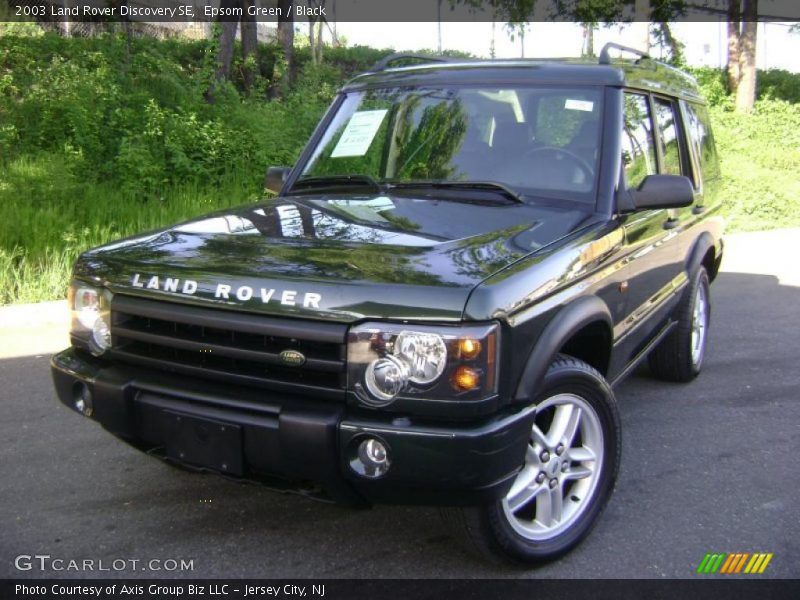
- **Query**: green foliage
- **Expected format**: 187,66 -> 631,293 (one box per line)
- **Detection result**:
690,67 -> 800,107
686,67 -> 800,232
1,32 -> 799,304
0,153 -> 256,304
710,99 -> 800,232
0,33 -> 395,304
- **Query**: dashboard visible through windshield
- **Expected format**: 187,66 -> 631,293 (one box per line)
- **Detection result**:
293,85 -> 603,202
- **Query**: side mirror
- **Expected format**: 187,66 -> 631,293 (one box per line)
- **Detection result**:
265,166 -> 291,194
629,174 -> 695,211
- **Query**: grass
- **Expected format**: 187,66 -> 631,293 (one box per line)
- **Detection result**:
0,154 -> 259,304
710,101 -> 800,232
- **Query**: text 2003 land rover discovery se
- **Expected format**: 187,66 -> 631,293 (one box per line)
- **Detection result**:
52,44 -> 723,564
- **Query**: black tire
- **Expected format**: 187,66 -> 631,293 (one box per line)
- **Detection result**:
648,267 -> 711,382
441,355 -> 621,565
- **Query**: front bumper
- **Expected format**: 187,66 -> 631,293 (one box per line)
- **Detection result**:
51,348 -> 535,507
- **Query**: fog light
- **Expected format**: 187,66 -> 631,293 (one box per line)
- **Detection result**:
350,437 -> 391,478
73,383 -> 93,417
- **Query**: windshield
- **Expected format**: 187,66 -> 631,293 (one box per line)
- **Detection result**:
293,85 -> 603,202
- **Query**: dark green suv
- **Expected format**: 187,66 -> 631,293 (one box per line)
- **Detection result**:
52,44 -> 724,564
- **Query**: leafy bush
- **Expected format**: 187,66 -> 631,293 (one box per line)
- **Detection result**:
0,33 -> 400,303
710,99 -> 800,232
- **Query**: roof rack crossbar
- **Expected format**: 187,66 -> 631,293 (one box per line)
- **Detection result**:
370,53 -> 454,72
598,42 -> 650,65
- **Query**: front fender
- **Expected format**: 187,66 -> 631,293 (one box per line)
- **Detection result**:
685,231 -> 716,278
514,295 -> 612,403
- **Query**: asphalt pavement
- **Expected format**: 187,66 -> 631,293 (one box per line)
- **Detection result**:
1,230 -> 798,579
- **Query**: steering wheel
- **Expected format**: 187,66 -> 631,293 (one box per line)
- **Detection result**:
522,145 -> 594,182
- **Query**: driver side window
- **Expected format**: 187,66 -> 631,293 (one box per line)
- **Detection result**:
621,93 -> 657,190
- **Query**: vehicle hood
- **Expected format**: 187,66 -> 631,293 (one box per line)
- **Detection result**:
75,194 -> 595,322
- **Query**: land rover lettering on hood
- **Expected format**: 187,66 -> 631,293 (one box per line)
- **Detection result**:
52,46 -> 724,565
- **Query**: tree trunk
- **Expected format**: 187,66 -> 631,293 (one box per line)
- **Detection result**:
634,0 -> 650,53
727,0 -> 742,93
309,17 -> 316,66
241,0 -> 258,93
331,0 -> 338,46
582,23 -> 595,57
437,0 -> 443,53
269,0 -> 295,98
735,0 -> 758,114
205,0 -> 239,102
657,21 -> 682,65
490,16 -> 496,58
316,13 -> 324,63
216,20 -> 238,79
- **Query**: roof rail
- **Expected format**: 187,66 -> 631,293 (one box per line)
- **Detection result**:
598,42 -> 650,65
370,53 -> 455,72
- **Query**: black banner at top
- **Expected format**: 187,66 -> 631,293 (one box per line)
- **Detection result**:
3,0 -> 800,23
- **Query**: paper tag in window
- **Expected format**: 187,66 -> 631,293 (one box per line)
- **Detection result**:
565,99 -> 594,112
331,110 -> 388,157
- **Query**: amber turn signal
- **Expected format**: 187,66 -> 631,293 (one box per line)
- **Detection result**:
457,338 -> 482,360
451,366 -> 481,392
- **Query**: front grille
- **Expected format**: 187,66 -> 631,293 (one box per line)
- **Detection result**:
109,295 -> 347,399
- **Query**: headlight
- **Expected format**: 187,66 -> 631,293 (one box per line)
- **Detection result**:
348,322 -> 499,406
68,282 -> 113,356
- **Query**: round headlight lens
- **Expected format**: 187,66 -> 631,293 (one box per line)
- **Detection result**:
364,355 -> 409,403
394,331 -> 447,384
74,287 -> 100,330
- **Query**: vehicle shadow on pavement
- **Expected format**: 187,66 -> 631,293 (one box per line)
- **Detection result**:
1,271 -> 798,578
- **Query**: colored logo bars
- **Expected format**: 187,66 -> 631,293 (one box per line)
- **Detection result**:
697,552 -> 773,574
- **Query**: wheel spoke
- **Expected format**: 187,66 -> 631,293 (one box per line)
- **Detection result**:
536,485 -> 563,527
506,468 -> 544,512
568,446 -> 596,463
530,423 -> 549,448
508,464 -> 537,497
563,465 -> 592,482
548,403 -> 582,447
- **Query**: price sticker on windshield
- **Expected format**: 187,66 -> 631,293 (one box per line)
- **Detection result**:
565,99 -> 595,112
331,110 -> 388,157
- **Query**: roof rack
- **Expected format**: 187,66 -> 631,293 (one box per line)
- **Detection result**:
598,42 -> 650,65
370,53 -> 455,72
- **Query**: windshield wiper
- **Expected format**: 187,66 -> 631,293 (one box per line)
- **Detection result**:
291,175 -> 384,194
386,181 -> 525,204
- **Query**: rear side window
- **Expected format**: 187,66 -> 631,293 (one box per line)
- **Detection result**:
653,97 -> 684,176
683,101 -> 720,185
621,93 -> 657,189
